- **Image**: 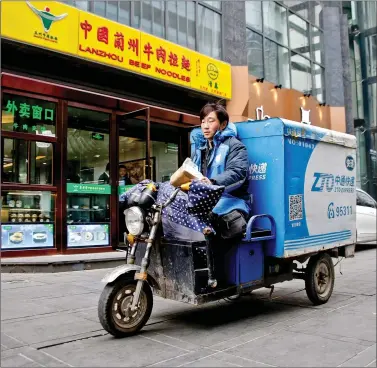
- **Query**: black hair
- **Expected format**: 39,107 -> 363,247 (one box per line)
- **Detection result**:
105,163 -> 110,171
199,103 -> 229,125
119,165 -> 126,170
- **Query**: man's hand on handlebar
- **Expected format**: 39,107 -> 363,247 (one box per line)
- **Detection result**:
200,177 -> 212,185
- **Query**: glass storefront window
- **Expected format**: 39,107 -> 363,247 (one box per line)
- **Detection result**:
2,93 -> 56,135
30,141 -> 53,185
247,29 -> 264,78
1,138 -> 53,185
291,53 -> 312,94
264,39 -> 291,88
1,190 -> 55,250
311,26 -> 323,64
262,2 -> 288,46
198,5 -> 222,59
66,107 -> 111,248
2,138 -> 27,184
118,118 -> 147,184
245,1 -> 262,32
119,1 -> 131,25
67,107 -> 110,185
313,64 -> 325,103
289,13 -> 309,58
150,123 -> 179,182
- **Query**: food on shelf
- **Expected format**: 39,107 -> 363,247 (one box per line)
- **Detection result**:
69,232 -> 82,243
97,231 -> 106,241
84,231 -> 94,241
9,200 -> 15,208
32,232 -> 47,243
15,200 -> 22,208
9,232 -> 24,244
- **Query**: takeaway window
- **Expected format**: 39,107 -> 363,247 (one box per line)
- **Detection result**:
2,93 -> 56,136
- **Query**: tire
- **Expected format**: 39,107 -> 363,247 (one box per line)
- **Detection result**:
98,276 -> 153,338
305,253 -> 335,305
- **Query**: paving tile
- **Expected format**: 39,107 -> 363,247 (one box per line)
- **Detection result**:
42,334 -> 188,367
1,346 -> 71,367
226,330 -> 367,367
1,312 -> 100,345
338,344 -> 376,367
287,307 -> 376,343
182,355 -> 241,367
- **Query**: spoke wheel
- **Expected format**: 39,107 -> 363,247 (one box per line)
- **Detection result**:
305,253 -> 335,305
98,277 -> 153,338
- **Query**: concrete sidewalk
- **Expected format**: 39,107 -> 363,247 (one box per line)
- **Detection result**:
1,247 -> 376,367
1,251 -> 127,273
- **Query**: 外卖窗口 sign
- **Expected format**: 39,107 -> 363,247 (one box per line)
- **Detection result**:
1,1 -> 232,99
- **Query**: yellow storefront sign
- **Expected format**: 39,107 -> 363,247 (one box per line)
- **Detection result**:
1,1 -> 232,99
0,1 -> 79,55
77,11 -> 141,74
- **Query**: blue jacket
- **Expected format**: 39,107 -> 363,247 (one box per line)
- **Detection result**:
190,123 -> 251,217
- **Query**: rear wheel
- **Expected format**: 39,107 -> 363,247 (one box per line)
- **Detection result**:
305,253 -> 335,305
98,277 -> 153,338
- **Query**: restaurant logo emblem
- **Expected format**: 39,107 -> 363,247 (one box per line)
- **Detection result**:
27,2 -> 68,32
207,63 -> 219,80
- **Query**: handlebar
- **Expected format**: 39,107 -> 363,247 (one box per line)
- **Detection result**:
162,182 -> 191,209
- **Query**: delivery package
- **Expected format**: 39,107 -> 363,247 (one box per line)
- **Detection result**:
170,158 -> 204,187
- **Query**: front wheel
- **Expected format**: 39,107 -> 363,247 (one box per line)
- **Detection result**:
305,253 -> 335,305
98,277 -> 153,338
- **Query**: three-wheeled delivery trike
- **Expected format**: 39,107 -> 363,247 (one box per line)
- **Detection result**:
98,118 -> 358,337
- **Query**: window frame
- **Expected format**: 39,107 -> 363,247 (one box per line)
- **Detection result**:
1,90 -> 58,192
246,0 -> 326,100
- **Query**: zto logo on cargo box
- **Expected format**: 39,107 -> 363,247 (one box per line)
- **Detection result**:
311,172 -> 356,193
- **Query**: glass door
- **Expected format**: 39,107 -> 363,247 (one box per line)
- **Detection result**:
117,114 -> 148,245
66,106 -> 111,248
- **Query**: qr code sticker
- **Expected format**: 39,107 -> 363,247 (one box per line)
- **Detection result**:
289,194 -> 303,221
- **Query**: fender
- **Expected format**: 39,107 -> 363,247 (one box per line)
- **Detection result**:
101,264 -> 160,290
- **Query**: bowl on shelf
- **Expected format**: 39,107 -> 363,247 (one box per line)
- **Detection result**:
92,206 -> 99,210
72,205 -> 79,209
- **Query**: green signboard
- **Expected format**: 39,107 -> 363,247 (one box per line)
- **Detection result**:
66,183 -> 111,195
91,133 -> 105,141
118,185 -> 135,195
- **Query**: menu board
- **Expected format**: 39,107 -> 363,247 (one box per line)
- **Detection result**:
67,224 -> 109,247
1,224 -> 54,249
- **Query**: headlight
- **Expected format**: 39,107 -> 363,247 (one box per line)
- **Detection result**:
124,207 -> 144,236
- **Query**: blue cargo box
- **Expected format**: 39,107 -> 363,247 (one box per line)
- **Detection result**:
236,118 -> 357,258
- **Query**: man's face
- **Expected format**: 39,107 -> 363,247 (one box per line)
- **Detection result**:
119,168 -> 127,177
201,111 -> 226,140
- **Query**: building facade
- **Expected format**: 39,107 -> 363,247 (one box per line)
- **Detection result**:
1,1 -> 374,257
346,1 -> 376,199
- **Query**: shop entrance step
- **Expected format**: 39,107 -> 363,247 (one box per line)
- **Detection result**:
1,251 -> 127,273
